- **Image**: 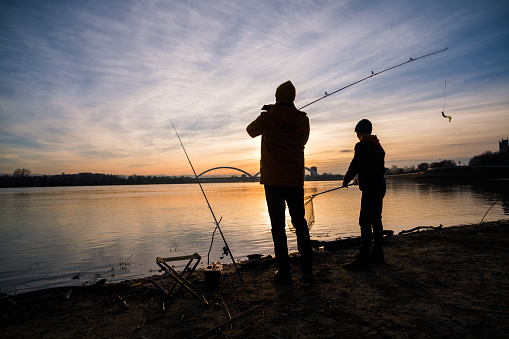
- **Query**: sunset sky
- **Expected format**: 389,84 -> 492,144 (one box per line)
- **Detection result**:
1,0 -> 508,177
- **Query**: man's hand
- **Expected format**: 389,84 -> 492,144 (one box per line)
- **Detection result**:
342,179 -> 349,187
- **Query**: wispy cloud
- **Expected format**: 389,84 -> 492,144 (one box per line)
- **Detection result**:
1,0 -> 508,175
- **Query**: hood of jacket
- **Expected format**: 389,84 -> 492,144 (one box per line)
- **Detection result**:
360,134 -> 382,148
269,103 -> 308,131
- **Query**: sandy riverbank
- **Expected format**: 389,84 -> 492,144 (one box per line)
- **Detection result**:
1,219 -> 508,338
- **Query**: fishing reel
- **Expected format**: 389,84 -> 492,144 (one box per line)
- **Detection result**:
219,246 -> 229,259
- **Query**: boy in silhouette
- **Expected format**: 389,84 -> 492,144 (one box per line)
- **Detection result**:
342,119 -> 386,270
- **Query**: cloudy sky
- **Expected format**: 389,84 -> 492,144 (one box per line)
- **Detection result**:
1,0 -> 508,176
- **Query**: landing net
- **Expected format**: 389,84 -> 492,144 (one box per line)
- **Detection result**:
286,195 -> 316,233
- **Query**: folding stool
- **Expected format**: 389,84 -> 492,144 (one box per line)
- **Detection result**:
151,253 -> 209,311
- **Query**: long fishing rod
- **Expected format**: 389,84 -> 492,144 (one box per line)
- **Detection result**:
298,47 -> 448,110
169,118 -> 244,283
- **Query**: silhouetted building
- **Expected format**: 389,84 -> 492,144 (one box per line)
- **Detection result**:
310,166 -> 318,176
500,138 -> 509,153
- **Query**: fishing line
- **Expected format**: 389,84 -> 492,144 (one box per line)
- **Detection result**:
442,80 -> 447,112
207,216 -> 222,265
441,80 -> 452,122
298,47 -> 448,110
169,118 -> 244,283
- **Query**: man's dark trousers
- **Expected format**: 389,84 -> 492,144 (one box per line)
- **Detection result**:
264,185 -> 313,275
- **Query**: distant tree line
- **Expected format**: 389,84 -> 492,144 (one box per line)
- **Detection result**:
386,150 -> 509,175
385,159 -> 457,175
3,149 -> 508,187
0,171 -> 196,188
468,151 -> 509,166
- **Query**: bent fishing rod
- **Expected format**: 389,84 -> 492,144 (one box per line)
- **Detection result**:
170,118 -> 244,283
298,47 -> 448,110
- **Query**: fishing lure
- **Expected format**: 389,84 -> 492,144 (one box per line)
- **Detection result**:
441,80 -> 452,122
442,111 -> 452,122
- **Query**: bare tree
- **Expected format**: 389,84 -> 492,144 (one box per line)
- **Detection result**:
13,168 -> 32,178
13,168 -> 32,186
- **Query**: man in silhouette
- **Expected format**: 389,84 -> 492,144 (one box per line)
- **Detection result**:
247,81 -> 313,286
342,119 -> 386,270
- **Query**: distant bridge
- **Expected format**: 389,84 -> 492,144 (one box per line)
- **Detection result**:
197,166 -> 319,178
198,167 -> 257,178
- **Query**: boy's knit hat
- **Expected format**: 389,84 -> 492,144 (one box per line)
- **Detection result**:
355,119 -> 372,133
275,81 -> 296,103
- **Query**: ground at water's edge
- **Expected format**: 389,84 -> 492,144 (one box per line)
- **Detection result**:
1,220 -> 508,338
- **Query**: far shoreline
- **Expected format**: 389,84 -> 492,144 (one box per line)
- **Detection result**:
2,165 -> 509,188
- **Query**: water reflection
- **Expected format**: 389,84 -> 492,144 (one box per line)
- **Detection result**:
0,180 -> 507,294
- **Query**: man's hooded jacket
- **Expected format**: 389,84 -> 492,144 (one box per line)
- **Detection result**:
247,81 -> 309,186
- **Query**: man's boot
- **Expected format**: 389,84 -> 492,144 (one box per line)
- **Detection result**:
369,247 -> 386,265
343,253 -> 370,271
274,270 -> 293,285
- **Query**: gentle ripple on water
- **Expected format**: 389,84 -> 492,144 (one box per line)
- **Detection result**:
0,180 -> 507,294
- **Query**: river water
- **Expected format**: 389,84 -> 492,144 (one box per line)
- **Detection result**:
1,180 -> 507,294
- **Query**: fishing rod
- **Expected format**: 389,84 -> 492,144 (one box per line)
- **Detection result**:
169,118 -> 244,283
298,47 -> 449,110
305,182 -> 356,200
289,183 -> 356,230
